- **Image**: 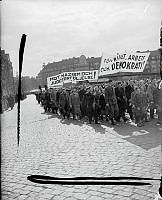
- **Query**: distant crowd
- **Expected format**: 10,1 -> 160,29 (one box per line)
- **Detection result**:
35,78 -> 162,127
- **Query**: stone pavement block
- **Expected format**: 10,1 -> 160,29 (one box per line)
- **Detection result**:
87,196 -> 104,200
39,188 -> 63,196
131,193 -> 151,200
16,195 -> 28,200
64,187 -> 75,193
98,187 -> 115,194
87,186 -> 102,191
30,186 -> 44,192
22,185 -> 35,191
114,189 -> 132,197
61,191 -> 74,197
102,193 -> 114,199
51,196 -> 66,200
14,184 -> 26,189
19,189 -> 31,195
87,190 -> 104,197
116,197 -> 130,200
28,191 -> 39,197
6,192 -> 20,199
134,188 -> 156,198
112,195 -> 126,200
37,193 -> 54,199
1,195 -> 9,200
72,192 -> 90,200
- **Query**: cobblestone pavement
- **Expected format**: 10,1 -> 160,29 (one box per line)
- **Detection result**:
1,95 -> 161,200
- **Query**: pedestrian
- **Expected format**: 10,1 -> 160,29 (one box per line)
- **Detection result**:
125,80 -> 134,120
50,88 -> 58,114
70,88 -> 81,120
115,82 -> 128,122
65,89 -> 71,119
131,86 -> 142,126
131,83 -> 149,127
83,86 -> 94,124
105,80 -> 119,125
147,79 -> 157,119
93,86 -> 101,124
78,84 -> 86,119
44,89 -> 51,112
156,80 -> 162,125
59,88 -> 68,118
99,88 -> 106,121
140,84 -> 150,124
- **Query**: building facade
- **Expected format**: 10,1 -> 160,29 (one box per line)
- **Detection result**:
36,49 -> 161,86
36,55 -> 101,86
1,50 -> 16,111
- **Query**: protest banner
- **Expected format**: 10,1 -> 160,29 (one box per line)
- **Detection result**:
47,70 -> 98,88
99,51 -> 150,76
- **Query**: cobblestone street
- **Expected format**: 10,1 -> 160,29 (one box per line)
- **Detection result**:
1,95 -> 161,200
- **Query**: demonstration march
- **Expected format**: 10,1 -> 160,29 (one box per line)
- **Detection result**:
2,1 -> 162,199
35,51 -> 162,127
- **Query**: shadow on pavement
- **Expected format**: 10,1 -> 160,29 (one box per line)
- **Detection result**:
112,121 -> 162,150
41,111 -> 83,127
89,123 -> 106,134
41,111 -> 161,150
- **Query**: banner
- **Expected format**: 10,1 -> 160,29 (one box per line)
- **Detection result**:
99,51 -> 150,76
47,70 -> 98,88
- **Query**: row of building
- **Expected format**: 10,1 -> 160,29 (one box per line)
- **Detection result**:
1,50 -> 31,112
36,49 -> 161,86
1,50 -> 15,96
1,50 -> 16,111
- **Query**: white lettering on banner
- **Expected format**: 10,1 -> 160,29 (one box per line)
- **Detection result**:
99,52 -> 150,76
47,70 -> 99,88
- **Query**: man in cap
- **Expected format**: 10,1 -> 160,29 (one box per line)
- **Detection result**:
70,87 -> 81,120
78,84 -> 86,119
59,88 -> 68,118
105,80 -> 119,125
115,81 -> 128,122
125,80 -> 134,120
93,85 -> 101,124
83,86 -> 94,124
43,88 -> 51,112
50,88 -> 58,114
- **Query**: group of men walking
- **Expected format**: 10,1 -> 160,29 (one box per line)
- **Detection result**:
35,78 -> 162,127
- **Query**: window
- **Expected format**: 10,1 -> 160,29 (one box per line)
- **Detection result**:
152,60 -> 156,64
145,64 -> 149,69
151,65 -> 158,72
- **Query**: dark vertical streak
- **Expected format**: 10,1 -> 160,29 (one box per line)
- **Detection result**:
159,177 -> 162,197
17,34 -> 27,146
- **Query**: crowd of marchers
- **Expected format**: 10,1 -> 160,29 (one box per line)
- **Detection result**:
35,79 -> 162,127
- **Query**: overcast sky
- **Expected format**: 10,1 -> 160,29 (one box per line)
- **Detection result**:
1,0 -> 162,77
